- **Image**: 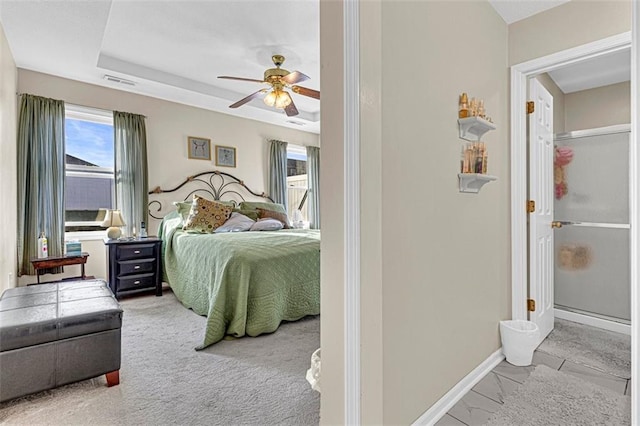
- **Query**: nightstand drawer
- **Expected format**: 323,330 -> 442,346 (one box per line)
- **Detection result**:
118,258 -> 155,276
117,244 -> 156,260
117,273 -> 155,291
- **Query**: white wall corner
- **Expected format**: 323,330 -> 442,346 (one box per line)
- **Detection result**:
630,2 -> 640,422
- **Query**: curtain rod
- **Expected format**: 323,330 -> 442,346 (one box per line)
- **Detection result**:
16,92 -> 147,118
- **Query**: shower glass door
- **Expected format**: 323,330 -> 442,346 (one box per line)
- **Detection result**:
553,127 -> 630,322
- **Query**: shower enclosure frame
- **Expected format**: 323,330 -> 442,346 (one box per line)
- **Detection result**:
553,124 -> 631,333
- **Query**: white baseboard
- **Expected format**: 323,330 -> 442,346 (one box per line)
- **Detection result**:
555,308 -> 631,336
412,348 -> 505,425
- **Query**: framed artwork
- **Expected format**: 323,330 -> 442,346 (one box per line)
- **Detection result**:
215,145 -> 236,168
188,136 -> 211,160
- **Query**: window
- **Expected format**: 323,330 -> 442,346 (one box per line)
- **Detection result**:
64,105 -> 114,232
286,144 -> 308,223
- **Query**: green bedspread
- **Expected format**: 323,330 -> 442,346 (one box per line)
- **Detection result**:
159,212 -> 320,349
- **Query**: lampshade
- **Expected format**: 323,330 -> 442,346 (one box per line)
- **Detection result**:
102,209 -> 125,240
263,90 -> 292,109
102,209 -> 125,227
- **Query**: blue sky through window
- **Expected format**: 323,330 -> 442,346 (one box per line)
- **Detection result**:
65,118 -> 114,168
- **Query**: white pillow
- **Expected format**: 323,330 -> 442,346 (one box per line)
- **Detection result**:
249,218 -> 284,231
215,212 -> 255,233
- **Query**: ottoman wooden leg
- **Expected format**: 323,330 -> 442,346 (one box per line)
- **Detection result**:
106,370 -> 120,387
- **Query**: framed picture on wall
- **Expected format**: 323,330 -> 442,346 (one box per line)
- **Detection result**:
215,145 -> 236,168
187,136 -> 211,160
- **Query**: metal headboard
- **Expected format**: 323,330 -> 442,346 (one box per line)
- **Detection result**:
148,170 -> 274,219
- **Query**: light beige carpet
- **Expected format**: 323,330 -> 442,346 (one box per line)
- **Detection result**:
537,319 -> 631,379
486,365 -> 630,426
0,290 -> 320,425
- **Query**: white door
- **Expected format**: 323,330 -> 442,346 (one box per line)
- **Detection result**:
529,78 -> 554,345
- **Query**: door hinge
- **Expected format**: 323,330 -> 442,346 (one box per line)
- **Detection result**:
527,299 -> 536,312
527,200 -> 535,213
526,101 -> 535,114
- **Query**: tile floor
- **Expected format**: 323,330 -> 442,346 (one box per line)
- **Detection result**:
435,337 -> 631,425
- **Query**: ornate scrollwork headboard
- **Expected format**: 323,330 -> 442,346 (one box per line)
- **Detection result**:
148,170 -> 274,220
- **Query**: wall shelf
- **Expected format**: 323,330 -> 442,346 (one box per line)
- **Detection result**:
458,173 -> 497,193
458,116 -> 496,142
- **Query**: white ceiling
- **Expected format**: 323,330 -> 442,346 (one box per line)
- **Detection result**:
547,48 -> 631,93
488,0 -> 570,24
2,0 -> 617,132
0,0 -> 320,133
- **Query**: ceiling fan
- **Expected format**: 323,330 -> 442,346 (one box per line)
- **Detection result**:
218,55 -> 320,117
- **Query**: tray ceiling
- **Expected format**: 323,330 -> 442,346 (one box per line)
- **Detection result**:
0,0 -> 320,133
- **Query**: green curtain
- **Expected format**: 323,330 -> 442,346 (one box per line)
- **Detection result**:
306,146 -> 320,229
17,94 -> 66,276
269,140 -> 288,207
114,111 -> 148,237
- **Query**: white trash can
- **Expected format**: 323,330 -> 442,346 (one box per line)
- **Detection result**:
499,320 -> 540,366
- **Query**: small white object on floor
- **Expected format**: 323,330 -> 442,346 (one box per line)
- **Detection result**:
500,320 -> 540,366
306,348 -> 321,392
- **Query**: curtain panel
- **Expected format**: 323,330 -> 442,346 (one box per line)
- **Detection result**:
269,140 -> 288,207
306,146 -> 320,229
17,94 -> 66,276
114,111 -> 148,238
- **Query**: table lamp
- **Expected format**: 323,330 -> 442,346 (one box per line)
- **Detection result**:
102,209 -> 126,240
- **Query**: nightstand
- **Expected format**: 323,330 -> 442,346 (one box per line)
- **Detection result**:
104,237 -> 162,298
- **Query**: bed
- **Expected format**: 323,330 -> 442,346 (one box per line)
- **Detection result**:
150,171 -> 320,349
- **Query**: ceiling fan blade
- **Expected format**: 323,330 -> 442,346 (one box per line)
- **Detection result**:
281,71 -> 310,85
284,99 -> 299,117
229,89 -> 267,109
218,76 -> 265,83
291,85 -> 320,100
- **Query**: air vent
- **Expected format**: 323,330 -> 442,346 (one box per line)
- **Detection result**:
103,75 -> 136,86
285,120 -> 305,126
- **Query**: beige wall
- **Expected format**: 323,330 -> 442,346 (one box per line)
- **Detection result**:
564,81 -> 630,131
509,0 -> 631,66
359,0 -> 384,424
17,70 -> 319,285
536,73 -> 566,133
318,0 -> 345,423
374,2 -> 509,423
0,23 -> 17,293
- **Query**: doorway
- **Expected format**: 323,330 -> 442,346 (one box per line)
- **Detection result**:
510,30 -> 638,411
527,47 -> 632,341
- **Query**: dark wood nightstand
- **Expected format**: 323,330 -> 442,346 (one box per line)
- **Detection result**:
104,237 -> 162,298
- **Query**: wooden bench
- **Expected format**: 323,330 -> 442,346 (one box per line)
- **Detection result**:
30,252 -> 90,284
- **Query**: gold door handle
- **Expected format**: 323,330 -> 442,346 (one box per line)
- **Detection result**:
551,221 -> 563,228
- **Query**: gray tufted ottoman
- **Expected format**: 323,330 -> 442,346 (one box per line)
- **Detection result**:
0,279 -> 123,402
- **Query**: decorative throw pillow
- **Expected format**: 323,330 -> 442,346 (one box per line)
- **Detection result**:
249,218 -> 284,232
239,201 -> 287,214
183,195 -> 233,233
257,208 -> 291,229
232,208 -> 260,221
215,212 -> 255,233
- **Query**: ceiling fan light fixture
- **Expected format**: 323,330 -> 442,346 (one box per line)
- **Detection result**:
263,89 -> 292,109
275,90 -> 292,109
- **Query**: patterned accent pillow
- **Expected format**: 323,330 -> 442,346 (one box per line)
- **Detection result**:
183,195 -> 233,233
257,208 -> 291,229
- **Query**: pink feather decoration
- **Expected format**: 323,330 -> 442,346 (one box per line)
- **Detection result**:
554,146 -> 574,167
